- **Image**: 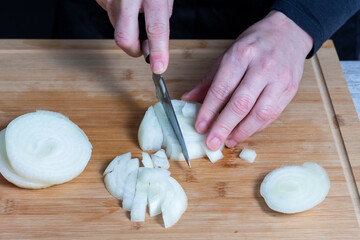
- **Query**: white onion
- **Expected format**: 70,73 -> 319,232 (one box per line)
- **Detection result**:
202,143 -> 224,163
151,149 -> 170,169
148,180 -> 168,217
0,110 -> 92,189
130,180 -> 149,222
141,152 -> 154,168
260,162 -> 330,214
239,148 -> 257,163
162,177 -> 188,228
0,130 -> 50,189
139,100 -> 225,162
122,169 -> 139,211
137,167 -> 171,183
138,106 -> 163,151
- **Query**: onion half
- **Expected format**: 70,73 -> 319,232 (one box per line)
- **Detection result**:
138,100 -> 224,163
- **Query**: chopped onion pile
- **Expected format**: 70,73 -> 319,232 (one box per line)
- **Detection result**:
239,148 -> 257,163
103,151 -> 187,228
260,162 -> 330,214
0,110 -> 92,189
138,100 -> 224,163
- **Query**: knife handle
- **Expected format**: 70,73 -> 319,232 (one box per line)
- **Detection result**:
139,13 -> 150,64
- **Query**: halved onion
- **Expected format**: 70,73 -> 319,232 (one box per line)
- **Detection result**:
139,100 -> 224,163
260,162 -> 330,214
0,110 -> 92,189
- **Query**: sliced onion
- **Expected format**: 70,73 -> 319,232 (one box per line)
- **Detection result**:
151,149 -> 170,169
239,148 -> 257,163
130,180 -> 149,222
138,106 -> 163,151
148,180 -> 168,217
162,177 -> 188,228
141,152 -> 154,168
0,110 -> 92,189
260,162 -> 330,214
0,130 -> 50,189
137,167 -> 171,183
182,102 -> 200,118
122,169 -> 139,211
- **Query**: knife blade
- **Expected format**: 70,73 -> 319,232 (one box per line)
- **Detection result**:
139,14 -> 191,167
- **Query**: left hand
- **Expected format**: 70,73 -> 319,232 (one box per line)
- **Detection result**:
182,10 -> 313,151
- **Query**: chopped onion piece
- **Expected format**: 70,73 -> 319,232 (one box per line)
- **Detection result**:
148,181 -> 167,217
137,167 -> 171,183
162,177 -> 188,228
151,149 -> 170,169
202,143 -> 224,163
141,152 -> 154,168
260,162 -> 330,214
239,148 -> 257,163
122,169 -> 139,211
131,180 -> 149,222
138,106 -> 163,151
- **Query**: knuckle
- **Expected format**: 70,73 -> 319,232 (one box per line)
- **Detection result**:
114,31 -> 132,49
254,106 -> 274,122
146,22 -> 168,38
285,80 -> 298,96
261,58 -> 276,72
209,84 -> 231,102
230,95 -> 253,116
235,44 -> 254,59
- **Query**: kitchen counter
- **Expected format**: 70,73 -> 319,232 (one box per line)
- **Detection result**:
341,61 -> 360,119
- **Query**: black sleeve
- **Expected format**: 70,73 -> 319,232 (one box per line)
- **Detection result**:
270,0 -> 360,58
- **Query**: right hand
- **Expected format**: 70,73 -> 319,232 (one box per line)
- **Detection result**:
96,0 -> 173,74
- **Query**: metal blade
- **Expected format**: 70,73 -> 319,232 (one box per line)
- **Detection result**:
152,73 -> 191,167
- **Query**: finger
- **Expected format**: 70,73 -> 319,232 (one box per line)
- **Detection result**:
205,69 -> 268,150
113,0 -> 142,57
225,82 -> 288,147
96,0 -> 107,10
194,43 -> 254,134
168,0 -> 174,16
257,80 -> 298,132
181,54 -> 224,102
143,0 -> 170,74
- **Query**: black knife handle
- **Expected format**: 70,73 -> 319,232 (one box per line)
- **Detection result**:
139,13 -> 150,64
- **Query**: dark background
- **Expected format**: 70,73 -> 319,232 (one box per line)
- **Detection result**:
0,0 -> 359,60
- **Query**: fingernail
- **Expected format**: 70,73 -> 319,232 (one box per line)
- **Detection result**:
226,139 -> 237,148
153,61 -> 164,74
196,121 -> 207,133
208,137 -> 221,150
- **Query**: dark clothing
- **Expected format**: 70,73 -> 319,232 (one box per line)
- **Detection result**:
0,0 -> 359,59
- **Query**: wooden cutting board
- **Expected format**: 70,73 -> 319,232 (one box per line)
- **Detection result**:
0,40 -> 359,239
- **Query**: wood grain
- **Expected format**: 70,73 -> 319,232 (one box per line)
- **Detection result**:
0,40 -> 359,239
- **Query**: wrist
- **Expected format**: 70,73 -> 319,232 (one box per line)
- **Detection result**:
266,10 -> 314,57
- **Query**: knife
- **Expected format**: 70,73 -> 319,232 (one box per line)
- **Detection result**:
138,14 -> 191,168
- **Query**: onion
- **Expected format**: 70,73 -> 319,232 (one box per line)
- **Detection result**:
260,162 -> 330,214
151,149 -> 170,169
138,106 -> 163,151
239,148 -> 257,163
104,151 -> 187,228
0,110 -> 92,189
139,100 -> 224,162
141,152 -> 154,168
162,177 -> 188,228
122,169 -> 138,211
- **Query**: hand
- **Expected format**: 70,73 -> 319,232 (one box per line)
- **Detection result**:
182,10 -> 313,151
96,0 -> 174,74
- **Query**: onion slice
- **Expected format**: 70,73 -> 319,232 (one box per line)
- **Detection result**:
138,106 -> 163,151
0,110 -> 92,189
151,149 -> 170,169
141,152 -> 154,168
260,162 -> 330,214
